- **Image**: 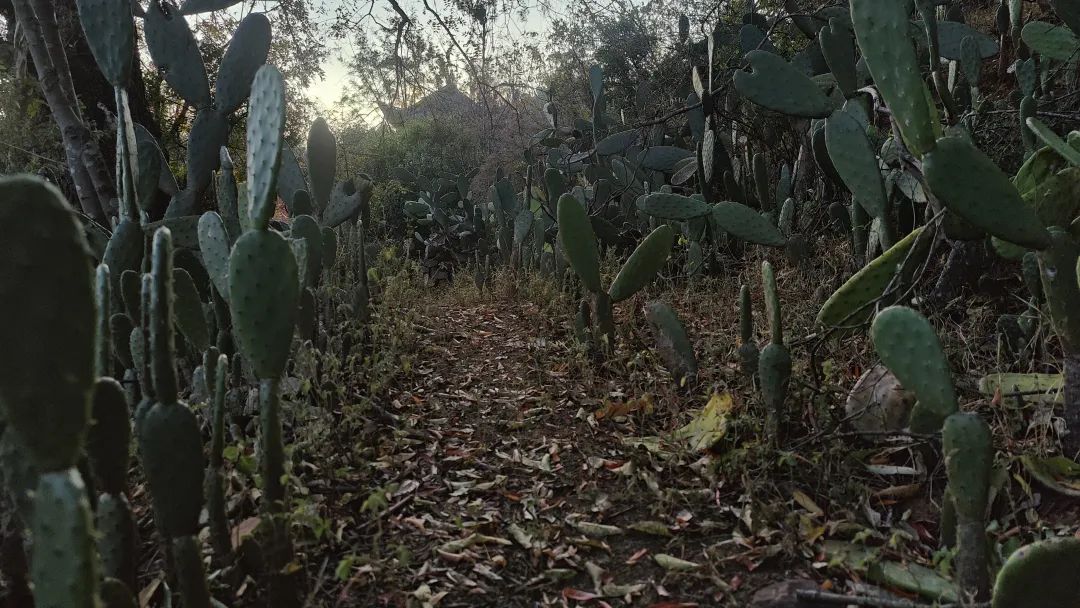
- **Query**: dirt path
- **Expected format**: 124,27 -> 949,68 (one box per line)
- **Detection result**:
329,300 -> 802,608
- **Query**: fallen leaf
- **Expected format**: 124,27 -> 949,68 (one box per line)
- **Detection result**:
675,393 -> 733,451
653,554 -> 701,571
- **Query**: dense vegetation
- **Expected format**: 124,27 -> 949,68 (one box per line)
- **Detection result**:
2,0 -> 1080,606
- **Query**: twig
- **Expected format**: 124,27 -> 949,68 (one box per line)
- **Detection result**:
796,589 -> 989,608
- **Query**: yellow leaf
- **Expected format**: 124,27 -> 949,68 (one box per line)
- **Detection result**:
675,392 -> 733,451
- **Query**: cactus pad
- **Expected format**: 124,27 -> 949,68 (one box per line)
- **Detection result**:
307,118 -> 338,211
30,470 -> 99,608
246,65 -> 287,231
818,226 -> 926,327
825,108 -> 887,218
0,176 -> 95,472
645,301 -> 697,383
76,0 -> 135,87
229,230 -> 300,379
849,0 -> 937,156
733,50 -> 837,118
137,400 -> 205,537
215,13 -> 272,115
198,211 -> 232,303
923,136 -> 1050,250
711,201 -> 787,247
871,306 -> 957,433
608,225 -> 674,302
172,268 -> 211,352
87,378 -> 131,496
557,194 -> 603,293
992,538 -> 1080,608
145,0 -> 211,107
638,192 -> 713,220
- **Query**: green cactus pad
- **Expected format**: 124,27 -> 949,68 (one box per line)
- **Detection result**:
103,220 -> 144,300
150,229 -> 179,403
173,268 -> 211,352
198,212 -> 232,303
110,313 -> 135,369
143,216 -> 200,250
291,215 -> 324,288
992,538 -> 1080,608
1039,228 -> 1080,351
818,226 -> 926,327
179,0 -> 244,13
711,201 -> 787,246
87,378 -> 131,495
214,148 -> 242,242
825,108 -> 887,218
762,261 -> 783,345
645,301 -> 697,382
819,18 -> 857,97
307,118 -> 338,211
1021,21 -> 1080,61
229,230 -> 300,379
923,136 -> 1051,250
943,413 -> 992,521
323,179 -> 372,228
215,13 -> 272,115
30,470 -> 98,608
246,65 -> 287,231
557,194 -> 603,293
1026,118 -> 1080,167
76,0 -> 135,87
100,577 -> 138,608
321,227 -> 338,269
609,225 -> 674,303
138,399 -> 204,537
95,265 -> 113,377
596,130 -> 639,156
145,0 -> 211,107
0,176 -> 95,472
277,145 -> 308,215
850,0 -> 937,156
173,535 -> 213,608
96,493 -> 137,591
733,50 -> 837,118
758,342 -> 792,419
638,192 -> 713,220
640,146 -> 695,173
513,209 -> 534,248
871,306 -> 957,433
186,108 -> 228,195
134,125 -> 164,213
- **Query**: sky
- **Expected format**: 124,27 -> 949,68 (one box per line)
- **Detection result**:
300,0 -> 565,113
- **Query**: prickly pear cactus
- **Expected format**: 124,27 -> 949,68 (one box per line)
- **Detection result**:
608,225 -> 674,303
645,301 -> 697,383
32,470 -> 100,608
871,306 -> 957,433
230,231 -> 300,380
0,176 -> 95,472
137,229 -> 205,538
992,537 -> 1080,608
943,413 -> 992,601
711,201 -> 787,247
557,194 -> 602,293
246,65 -> 287,231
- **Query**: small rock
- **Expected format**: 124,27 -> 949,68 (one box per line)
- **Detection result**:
845,364 -> 915,437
